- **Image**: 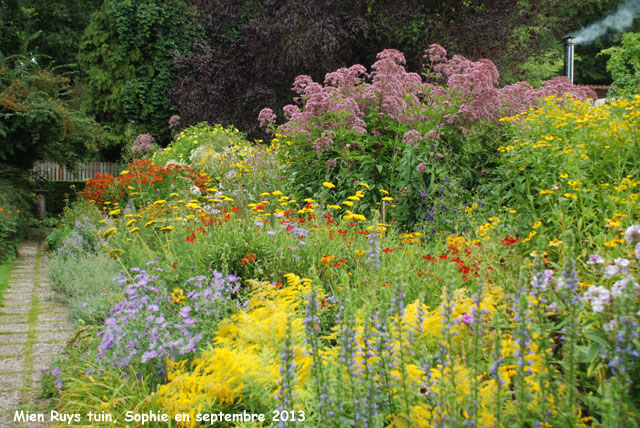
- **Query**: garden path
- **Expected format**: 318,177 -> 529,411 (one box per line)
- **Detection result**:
0,236 -> 73,427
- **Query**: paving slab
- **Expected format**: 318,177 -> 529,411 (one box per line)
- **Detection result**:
2,298 -> 33,307
0,334 -> 28,344
0,356 -> 25,372
36,323 -> 72,333
35,331 -> 70,343
0,372 -> 23,390
0,390 -> 21,412
0,306 -> 30,315
0,316 -> 28,324
0,345 -> 24,357
0,324 -> 29,334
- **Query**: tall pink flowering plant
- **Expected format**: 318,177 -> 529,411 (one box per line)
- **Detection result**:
260,45 -> 596,228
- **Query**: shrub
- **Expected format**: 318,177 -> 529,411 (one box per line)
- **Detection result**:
48,252 -> 123,324
601,32 -> 640,98
40,181 -> 85,217
0,167 -> 33,260
44,200 -> 103,253
0,55 -> 100,169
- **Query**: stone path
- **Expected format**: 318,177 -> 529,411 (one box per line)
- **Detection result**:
0,238 -> 73,428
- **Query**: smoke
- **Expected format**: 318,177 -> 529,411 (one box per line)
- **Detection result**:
573,0 -> 640,45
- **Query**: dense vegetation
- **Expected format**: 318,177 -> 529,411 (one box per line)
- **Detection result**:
1,1 -> 640,426
41,44 -> 640,426
3,0 -> 639,156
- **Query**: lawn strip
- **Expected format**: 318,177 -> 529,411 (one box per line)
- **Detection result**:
20,242 -> 40,405
0,260 -> 14,307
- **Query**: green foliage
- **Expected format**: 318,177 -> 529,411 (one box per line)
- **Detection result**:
18,0 -> 102,70
48,252 -> 123,324
486,95 -> 640,254
40,181 -> 86,217
78,0 -> 198,156
0,54 -> 100,169
151,123 -> 245,167
43,199 -> 103,253
601,32 -> 640,97
0,260 -> 13,307
0,165 -> 32,260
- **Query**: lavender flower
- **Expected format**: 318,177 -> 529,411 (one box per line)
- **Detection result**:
624,224 -> 640,244
364,233 -> 381,272
587,253 -> 605,265
276,332 -> 296,427
97,267 -> 243,372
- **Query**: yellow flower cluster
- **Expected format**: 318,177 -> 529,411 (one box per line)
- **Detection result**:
159,278 -> 317,425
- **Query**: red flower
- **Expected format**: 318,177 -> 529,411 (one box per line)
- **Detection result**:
500,235 -> 518,246
382,248 -> 394,253
172,262 -> 178,270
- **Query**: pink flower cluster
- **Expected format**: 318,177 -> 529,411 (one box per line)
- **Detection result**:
425,44 -> 597,123
259,49 -> 440,142
132,133 -> 157,153
259,45 -> 598,144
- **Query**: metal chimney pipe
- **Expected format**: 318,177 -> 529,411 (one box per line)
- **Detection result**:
564,36 -> 575,84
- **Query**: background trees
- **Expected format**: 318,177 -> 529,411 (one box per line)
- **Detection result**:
2,0 -> 639,157
0,54 -> 99,169
78,0 -> 197,157
170,0 -> 640,139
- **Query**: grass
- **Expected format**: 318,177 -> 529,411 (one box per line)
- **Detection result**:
0,259 -> 14,307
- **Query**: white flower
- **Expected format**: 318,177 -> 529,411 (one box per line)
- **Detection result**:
613,257 -> 630,270
587,253 -> 605,265
603,319 -> 618,332
584,285 -> 611,313
611,278 -> 629,297
635,243 -> 640,262
189,185 -> 201,196
604,264 -> 619,279
624,224 -> 640,244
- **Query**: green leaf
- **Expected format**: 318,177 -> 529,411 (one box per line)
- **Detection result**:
584,331 -> 609,348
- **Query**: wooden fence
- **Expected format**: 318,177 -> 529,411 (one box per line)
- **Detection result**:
32,161 -> 122,181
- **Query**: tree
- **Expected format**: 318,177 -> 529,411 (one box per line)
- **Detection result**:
0,54 -> 100,169
19,0 -> 102,70
601,32 -> 640,97
170,0 -> 624,139
78,0 -> 197,158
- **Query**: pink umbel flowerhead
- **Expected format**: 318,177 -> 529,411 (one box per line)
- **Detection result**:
416,162 -> 428,174
132,133 -> 156,153
425,44 -> 447,64
312,137 -> 333,154
403,130 -> 422,146
258,108 -> 276,132
282,104 -> 300,119
168,115 -> 181,131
